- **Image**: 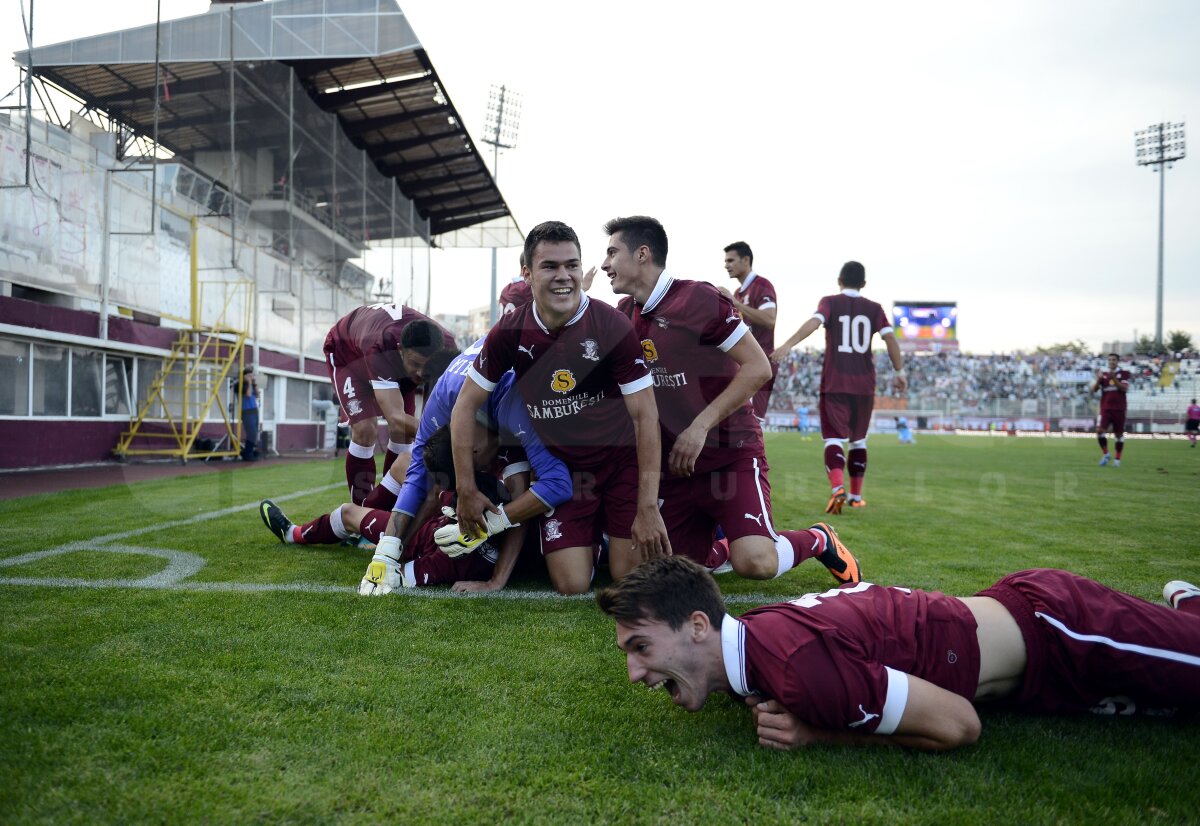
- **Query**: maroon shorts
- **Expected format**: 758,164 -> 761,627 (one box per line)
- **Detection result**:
658,454 -> 776,565
324,333 -> 415,426
1097,408 -> 1126,435
820,393 -> 874,441
977,569 -> 1200,715
536,449 -> 639,554
403,512 -> 496,586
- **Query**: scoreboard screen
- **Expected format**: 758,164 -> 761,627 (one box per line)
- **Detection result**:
892,302 -> 958,351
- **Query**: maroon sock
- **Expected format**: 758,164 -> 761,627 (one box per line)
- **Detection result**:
296,514 -> 340,545
361,484 -> 399,511
356,509 -> 391,542
1114,439 -> 1124,459
779,529 -> 824,569
381,448 -> 400,476
824,444 -> 846,490
346,454 -> 377,505
1177,596 -> 1200,619
847,448 -> 867,496
1098,435 -> 1108,454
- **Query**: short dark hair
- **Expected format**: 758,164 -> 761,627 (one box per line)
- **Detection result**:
724,241 -> 753,266
603,216 -> 668,268
839,261 -> 866,288
1108,352 -> 1120,359
523,221 -> 581,272
421,348 -> 461,392
595,556 -> 726,630
399,320 -> 444,356
242,366 -> 254,375
421,426 -> 509,504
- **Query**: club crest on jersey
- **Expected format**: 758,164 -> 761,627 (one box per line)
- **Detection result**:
640,339 -> 659,364
544,518 -> 563,541
347,400 -> 363,416
581,339 -> 600,362
551,369 -> 576,393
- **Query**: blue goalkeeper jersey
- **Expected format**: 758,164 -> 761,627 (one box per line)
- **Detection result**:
394,337 -> 571,517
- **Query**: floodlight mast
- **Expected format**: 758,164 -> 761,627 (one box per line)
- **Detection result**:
481,84 -> 522,327
1134,122 -> 1186,349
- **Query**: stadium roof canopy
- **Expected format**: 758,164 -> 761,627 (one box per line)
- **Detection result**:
13,0 -> 520,249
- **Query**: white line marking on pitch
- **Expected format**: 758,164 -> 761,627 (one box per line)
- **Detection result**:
0,481 -> 785,603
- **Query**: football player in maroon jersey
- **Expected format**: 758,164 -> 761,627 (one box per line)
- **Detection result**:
772,262 -> 906,514
605,215 -> 860,584
1090,353 -> 1131,467
720,242 -> 778,421
599,556 -> 1200,752
323,305 -> 456,504
450,221 -> 670,595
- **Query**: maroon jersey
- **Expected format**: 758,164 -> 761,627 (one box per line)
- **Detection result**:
814,290 -> 892,395
734,271 -> 777,356
468,294 -> 653,469
617,274 -> 763,473
1097,369 -> 1131,412
498,279 -> 533,316
723,582 -> 980,735
328,303 -> 456,386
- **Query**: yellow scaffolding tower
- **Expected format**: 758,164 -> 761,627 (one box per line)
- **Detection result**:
114,217 -> 255,463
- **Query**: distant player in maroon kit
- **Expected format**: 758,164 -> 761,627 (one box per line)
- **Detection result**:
1090,353 -> 1131,467
1186,398 -> 1200,448
604,215 -> 861,584
721,242 -> 777,421
324,303 -> 456,504
772,262 -> 906,514
598,556 -> 1200,752
450,220 -> 670,595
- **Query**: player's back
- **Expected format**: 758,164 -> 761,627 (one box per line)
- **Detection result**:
817,291 -> 891,395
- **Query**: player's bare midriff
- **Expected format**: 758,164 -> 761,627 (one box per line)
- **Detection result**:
958,596 -> 1027,701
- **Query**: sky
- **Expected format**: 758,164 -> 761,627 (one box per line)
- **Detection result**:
3,0 -> 1198,354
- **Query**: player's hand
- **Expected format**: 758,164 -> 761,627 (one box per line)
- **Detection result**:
746,696 -> 813,749
454,484 -> 497,538
357,536 -> 406,595
769,347 -> 788,364
582,265 -> 597,292
630,505 -> 671,561
717,286 -> 733,299
667,422 -> 706,477
451,579 -> 504,594
435,505 -> 515,557
893,374 -> 908,394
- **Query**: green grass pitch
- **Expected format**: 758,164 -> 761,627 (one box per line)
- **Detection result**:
2,434 -> 1198,823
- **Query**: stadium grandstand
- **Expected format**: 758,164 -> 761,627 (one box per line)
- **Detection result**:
0,0 -> 519,469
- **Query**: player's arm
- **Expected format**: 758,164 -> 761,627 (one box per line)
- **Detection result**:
730,298 -> 777,330
748,675 -> 981,752
669,334 -> 771,477
771,316 -> 821,362
451,470 -> 531,594
881,331 -> 907,393
624,386 -> 671,558
1115,372 -> 1130,391
449,377 -> 497,536
374,386 -> 419,442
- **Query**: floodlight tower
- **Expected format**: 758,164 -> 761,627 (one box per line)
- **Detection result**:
1134,122 -> 1186,349
481,84 -> 522,326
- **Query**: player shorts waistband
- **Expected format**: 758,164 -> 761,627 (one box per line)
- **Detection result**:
974,575 -> 1045,708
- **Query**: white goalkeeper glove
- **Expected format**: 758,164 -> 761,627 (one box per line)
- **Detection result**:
433,504 -> 517,558
357,535 -> 410,595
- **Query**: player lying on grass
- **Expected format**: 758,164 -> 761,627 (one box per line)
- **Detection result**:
263,423 -> 531,592
597,555 -> 1200,752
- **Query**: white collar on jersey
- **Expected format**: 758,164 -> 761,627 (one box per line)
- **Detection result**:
737,270 -> 759,294
841,288 -> 862,297
640,270 -> 674,314
720,613 -> 751,696
532,292 -> 590,334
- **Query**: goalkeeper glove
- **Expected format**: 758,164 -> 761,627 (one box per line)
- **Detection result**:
434,504 -> 517,558
357,535 -> 411,595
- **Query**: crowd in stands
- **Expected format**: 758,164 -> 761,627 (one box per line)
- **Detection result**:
772,349 -> 1196,413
